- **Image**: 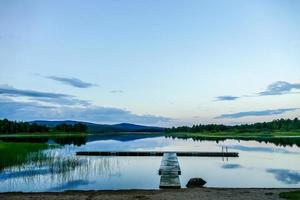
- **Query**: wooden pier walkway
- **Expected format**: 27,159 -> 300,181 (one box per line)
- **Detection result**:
76,150 -> 239,189
159,152 -> 181,188
76,151 -> 239,157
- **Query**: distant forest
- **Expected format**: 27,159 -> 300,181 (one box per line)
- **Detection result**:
1,118 -> 300,134
166,118 -> 300,133
0,119 -> 87,134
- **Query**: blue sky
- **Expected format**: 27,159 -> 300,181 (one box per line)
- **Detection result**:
0,0 -> 300,126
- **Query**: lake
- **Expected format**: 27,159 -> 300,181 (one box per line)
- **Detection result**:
0,134 -> 300,192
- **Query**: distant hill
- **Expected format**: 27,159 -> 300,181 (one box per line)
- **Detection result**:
30,120 -> 165,133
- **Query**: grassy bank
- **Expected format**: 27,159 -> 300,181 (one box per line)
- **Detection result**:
0,132 -> 88,146
165,131 -> 300,147
0,141 -> 49,170
0,131 -> 87,137
166,131 -> 300,139
0,141 -> 82,177
279,190 -> 300,200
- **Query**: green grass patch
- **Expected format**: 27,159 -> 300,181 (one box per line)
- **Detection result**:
0,131 -> 87,138
0,141 -> 82,178
279,190 -> 300,200
165,131 -> 300,147
0,132 -> 88,146
0,141 -> 49,170
166,131 -> 300,139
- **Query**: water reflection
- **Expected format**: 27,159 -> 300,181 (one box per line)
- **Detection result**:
1,135 -> 300,191
221,164 -> 242,169
0,150 -> 123,192
49,179 -> 92,191
167,135 -> 300,148
0,135 -> 87,146
267,169 -> 300,184
1,133 -> 300,148
0,168 -> 49,181
227,145 -> 294,154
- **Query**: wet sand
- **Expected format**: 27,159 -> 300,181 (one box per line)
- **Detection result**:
0,188 -> 298,200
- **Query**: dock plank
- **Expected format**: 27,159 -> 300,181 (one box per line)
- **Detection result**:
160,174 -> 181,188
159,153 -> 181,188
76,151 -> 238,157
159,153 -> 181,175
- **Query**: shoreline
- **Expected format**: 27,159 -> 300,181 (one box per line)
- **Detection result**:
1,188 -> 299,200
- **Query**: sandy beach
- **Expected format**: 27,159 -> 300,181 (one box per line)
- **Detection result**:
0,188 -> 298,200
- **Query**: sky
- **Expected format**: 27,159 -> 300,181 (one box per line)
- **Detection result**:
0,0 -> 300,127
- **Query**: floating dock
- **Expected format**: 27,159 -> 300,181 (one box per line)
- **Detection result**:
159,152 -> 181,188
76,151 -> 239,157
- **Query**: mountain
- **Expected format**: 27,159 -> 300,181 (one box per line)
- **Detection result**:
30,120 -> 165,133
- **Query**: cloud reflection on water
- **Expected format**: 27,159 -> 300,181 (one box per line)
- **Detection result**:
222,164 -> 242,169
49,179 -> 92,191
227,145 -> 295,154
267,169 -> 300,184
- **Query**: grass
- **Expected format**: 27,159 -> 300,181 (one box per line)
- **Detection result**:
279,190 -> 300,200
166,131 -> 300,139
165,131 -> 300,147
2,130 -> 300,147
0,131 -> 87,138
0,141 -> 82,177
0,132 -> 88,146
0,141 -> 49,170
2,130 -> 300,139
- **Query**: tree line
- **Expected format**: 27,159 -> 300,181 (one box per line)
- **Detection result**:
0,119 -> 87,134
53,123 -> 87,132
166,118 -> 300,133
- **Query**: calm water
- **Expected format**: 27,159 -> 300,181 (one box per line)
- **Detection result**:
0,134 -> 300,192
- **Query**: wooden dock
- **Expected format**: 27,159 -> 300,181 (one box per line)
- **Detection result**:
159,152 -> 181,188
159,152 -> 181,175
76,150 -> 239,189
76,151 -> 239,157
